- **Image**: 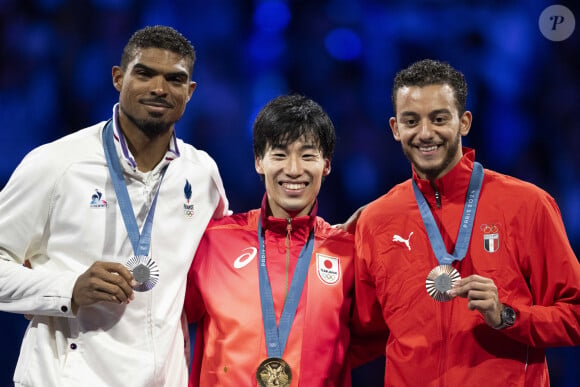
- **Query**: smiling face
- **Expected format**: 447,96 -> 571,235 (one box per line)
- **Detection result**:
255,136 -> 331,218
112,47 -> 196,138
390,84 -> 472,181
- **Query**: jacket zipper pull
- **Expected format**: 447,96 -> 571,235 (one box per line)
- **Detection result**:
431,182 -> 441,208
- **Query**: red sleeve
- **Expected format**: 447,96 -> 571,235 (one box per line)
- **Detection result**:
184,233 -> 208,323
350,218 -> 389,367
505,193 -> 580,347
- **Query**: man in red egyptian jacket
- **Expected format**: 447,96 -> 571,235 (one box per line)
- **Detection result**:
355,59 -> 580,386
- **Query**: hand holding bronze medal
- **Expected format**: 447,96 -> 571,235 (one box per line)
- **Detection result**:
412,163 -> 484,302
103,121 -> 165,293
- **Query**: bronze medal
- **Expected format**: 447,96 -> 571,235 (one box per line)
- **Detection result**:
425,265 -> 461,302
256,357 -> 292,387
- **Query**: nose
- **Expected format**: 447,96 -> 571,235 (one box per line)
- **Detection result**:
417,119 -> 434,140
284,155 -> 303,176
150,75 -> 168,95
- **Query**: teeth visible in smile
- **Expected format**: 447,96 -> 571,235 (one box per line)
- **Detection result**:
419,145 -> 438,152
283,183 -> 305,190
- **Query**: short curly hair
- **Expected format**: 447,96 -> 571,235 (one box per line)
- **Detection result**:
120,25 -> 196,75
391,59 -> 468,115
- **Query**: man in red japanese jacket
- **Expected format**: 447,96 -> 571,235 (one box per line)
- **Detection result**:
185,94 -> 384,386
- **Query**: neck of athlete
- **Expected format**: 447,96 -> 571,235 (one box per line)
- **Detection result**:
118,115 -> 173,173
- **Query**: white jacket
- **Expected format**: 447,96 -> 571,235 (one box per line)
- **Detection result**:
0,107 -> 229,386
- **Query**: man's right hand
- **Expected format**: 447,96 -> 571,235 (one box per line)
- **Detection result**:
72,261 -> 136,313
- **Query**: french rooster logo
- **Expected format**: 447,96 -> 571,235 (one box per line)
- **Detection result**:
90,189 -> 107,208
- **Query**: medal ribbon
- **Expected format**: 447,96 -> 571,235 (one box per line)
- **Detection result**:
102,120 -> 166,257
412,162 -> 484,265
258,218 -> 314,358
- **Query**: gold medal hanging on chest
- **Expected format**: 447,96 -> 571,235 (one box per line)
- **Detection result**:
256,357 -> 292,387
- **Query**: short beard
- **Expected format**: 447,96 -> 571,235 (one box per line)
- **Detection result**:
405,128 -> 461,181
121,106 -> 171,139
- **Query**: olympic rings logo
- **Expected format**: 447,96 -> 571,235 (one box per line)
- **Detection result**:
480,224 -> 498,234
183,203 -> 195,218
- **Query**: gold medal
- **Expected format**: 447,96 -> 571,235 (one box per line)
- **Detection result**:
256,357 -> 292,387
125,255 -> 160,292
426,265 -> 460,302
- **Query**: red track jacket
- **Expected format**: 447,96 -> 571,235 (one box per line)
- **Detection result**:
355,148 -> 580,386
185,197 -> 379,386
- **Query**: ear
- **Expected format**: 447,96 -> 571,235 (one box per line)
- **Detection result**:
186,81 -> 197,102
460,111 -> 472,136
112,66 -> 123,92
389,117 -> 401,142
323,158 -> 331,176
254,156 -> 264,175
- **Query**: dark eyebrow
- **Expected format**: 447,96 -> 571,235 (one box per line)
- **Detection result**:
132,63 -> 189,79
270,143 -> 319,152
429,109 -> 452,117
300,144 -> 318,152
132,63 -> 156,73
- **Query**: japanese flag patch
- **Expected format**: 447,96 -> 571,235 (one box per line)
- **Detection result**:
316,254 -> 341,285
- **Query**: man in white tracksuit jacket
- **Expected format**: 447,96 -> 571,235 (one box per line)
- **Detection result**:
0,25 -> 229,386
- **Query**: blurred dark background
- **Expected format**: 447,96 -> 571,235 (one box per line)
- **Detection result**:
0,0 -> 578,386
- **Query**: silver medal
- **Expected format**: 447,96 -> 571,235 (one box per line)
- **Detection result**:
125,255 -> 160,292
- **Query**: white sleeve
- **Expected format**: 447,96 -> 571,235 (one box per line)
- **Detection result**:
207,154 -> 232,218
0,147 -> 76,317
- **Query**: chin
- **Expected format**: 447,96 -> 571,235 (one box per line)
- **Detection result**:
414,164 -> 444,180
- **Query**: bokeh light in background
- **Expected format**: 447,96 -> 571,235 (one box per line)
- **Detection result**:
0,0 -> 578,385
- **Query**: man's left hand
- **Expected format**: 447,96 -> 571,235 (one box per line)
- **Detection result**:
447,274 -> 502,328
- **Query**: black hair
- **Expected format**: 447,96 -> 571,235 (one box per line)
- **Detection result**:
120,25 -> 196,75
391,59 -> 468,115
253,94 -> 336,160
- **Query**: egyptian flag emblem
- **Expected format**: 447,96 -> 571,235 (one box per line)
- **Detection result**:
481,224 -> 500,253
316,254 -> 341,285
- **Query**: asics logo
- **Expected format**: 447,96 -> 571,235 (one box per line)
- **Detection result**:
393,232 -> 413,251
233,247 -> 258,269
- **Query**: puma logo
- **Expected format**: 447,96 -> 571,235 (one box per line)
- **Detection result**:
393,232 -> 413,251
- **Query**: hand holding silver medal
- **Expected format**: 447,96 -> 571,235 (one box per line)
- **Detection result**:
103,120 -> 164,293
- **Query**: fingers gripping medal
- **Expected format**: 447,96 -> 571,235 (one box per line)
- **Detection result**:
426,265 -> 461,302
125,256 -> 160,292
